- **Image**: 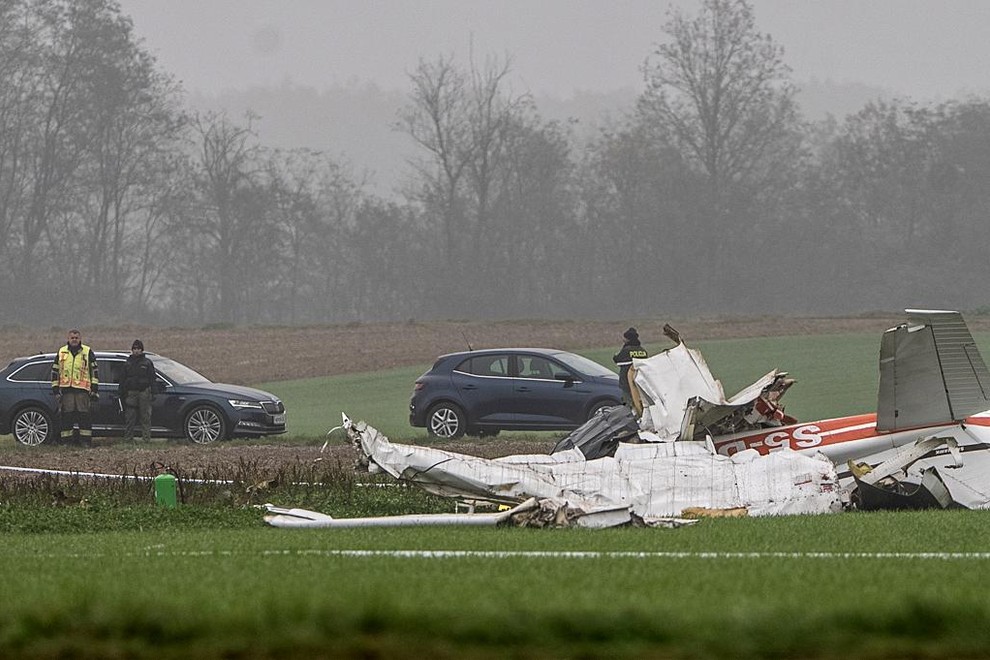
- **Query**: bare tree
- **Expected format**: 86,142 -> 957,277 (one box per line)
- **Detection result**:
639,0 -> 799,199
188,111 -> 262,323
264,149 -> 323,323
0,0 -> 187,322
70,9 -> 185,315
398,53 -> 527,314
129,153 -> 190,315
637,0 -> 802,303
263,148 -> 363,322
15,0 -> 110,298
485,115 -> 577,315
802,99 -> 990,309
400,56 -> 470,270
582,119 -> 706,313
0,3 -> 41,314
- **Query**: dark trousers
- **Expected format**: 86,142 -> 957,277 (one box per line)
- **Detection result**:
124,389 -> 152,442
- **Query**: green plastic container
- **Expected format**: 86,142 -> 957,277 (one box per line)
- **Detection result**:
154,473 -> 178,508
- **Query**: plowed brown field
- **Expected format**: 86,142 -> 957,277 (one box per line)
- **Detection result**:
0,315 -> 928,385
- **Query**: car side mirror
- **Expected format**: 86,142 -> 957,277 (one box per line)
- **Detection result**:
153,382 -> 166,394
556,374 -> 575,388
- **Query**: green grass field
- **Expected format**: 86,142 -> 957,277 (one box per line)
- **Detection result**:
3,507 -> 990,658
4,330 -> 990,658
260,331 -> 891,441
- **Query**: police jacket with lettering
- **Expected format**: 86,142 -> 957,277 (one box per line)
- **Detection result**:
612,341 -> 649,393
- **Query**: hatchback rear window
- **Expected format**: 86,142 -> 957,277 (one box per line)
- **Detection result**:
8,361 -> 50,382
457,355 -> 510,377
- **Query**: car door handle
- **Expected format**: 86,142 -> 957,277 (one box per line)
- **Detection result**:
462,384 -> 478,390
515,386 -> 532,392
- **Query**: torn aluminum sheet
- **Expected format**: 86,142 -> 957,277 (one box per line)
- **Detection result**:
632,342 -> 796,443
344,414 -> 842,519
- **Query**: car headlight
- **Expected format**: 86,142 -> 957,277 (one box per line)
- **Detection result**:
228,399 -> 264,410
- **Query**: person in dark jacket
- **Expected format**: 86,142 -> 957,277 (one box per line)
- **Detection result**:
612,327 -> 649,406
120,339 -> 156,442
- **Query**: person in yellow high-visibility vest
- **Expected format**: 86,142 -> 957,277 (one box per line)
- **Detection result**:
50,329 -> 100,446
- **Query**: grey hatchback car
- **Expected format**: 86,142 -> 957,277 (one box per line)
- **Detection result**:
409,348 -> 623,438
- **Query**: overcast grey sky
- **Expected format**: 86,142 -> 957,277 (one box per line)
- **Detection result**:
118,0 -> 990,102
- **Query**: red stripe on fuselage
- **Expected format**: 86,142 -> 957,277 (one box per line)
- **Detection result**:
710,413 -> 878,456
708,412 -> 990,457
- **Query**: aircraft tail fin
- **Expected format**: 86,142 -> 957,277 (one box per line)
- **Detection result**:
877,309 -> 990,431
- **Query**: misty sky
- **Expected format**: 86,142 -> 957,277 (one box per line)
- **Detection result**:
118,0 -> 990,102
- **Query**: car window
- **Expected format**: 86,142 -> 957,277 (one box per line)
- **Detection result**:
553,352 -> 617,378
102,359 -> 125,385
517,355 -> 557,379
457,355 -> 510,378
150,357 -> 210,384
7,361 -> 51,382
545,359 -> 576,379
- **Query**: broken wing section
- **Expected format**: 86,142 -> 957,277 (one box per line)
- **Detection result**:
877,309 -> 990,432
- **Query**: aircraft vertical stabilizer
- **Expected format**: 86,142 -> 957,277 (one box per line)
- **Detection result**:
877,309 -> 990,431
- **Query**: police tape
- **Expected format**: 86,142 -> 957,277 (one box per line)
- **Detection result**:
0,464 -> 397,487
0,464 -> 231,484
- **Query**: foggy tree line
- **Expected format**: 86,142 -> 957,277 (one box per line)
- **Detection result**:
2,0 -> 990,327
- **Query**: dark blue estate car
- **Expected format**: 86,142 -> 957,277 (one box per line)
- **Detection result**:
409,348 -> 623,438
0,351 -> 286,446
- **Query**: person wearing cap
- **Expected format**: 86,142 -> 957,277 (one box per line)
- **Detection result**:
51,329 -> 100,446
612,327 -> 649,406
120,339 -> 157,442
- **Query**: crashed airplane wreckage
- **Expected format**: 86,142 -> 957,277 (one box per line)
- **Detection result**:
265,309 -> 990,530
265,414 -> 841,528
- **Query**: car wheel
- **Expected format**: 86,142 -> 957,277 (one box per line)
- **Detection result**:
12,406 -> 55,446
426,402 -> 466,439
184,405 -> 227,444
587,399 -> 620,421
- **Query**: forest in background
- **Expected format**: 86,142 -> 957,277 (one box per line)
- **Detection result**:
1,0 -> 988,327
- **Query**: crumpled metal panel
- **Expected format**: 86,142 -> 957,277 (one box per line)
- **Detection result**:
632,343 -> 794,442
550,404 -> 639,458
633,343 -> 744,439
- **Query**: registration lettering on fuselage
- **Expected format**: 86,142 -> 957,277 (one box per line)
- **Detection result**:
714,424 -> 823,456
